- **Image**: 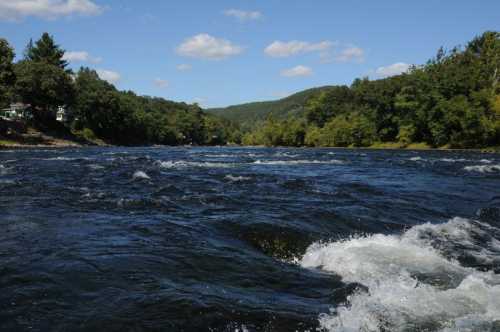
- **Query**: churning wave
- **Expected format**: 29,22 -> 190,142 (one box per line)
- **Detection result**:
409,157 -> 494,165
132,170 -> 151,180
225,174 -> 251,182
300,217 -> 500,332
155,159 -> 345,169
439,158 -> 469,162
156,160 -> 234,169
40,156 -> 93,161
464,165 -> 500,173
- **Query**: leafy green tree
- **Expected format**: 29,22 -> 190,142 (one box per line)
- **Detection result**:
25,33 -> 68,69
304,126 -> 322,147
281,118 -> 307,146
204,116 -> 228,145
306,86 -> 354,127
397,124 -> 417,145
73,68 -> 124,141
0,38 -> 16,107
14,60 -> 74,116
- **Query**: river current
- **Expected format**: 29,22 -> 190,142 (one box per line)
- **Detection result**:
0,147 -> 499,331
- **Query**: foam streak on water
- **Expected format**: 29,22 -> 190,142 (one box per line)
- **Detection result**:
253,159 -> 344,165
300,217 -> 500,332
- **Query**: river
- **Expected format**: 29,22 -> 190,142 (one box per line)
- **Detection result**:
1,147 -> 499,331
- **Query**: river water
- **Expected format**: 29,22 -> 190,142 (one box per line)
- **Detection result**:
0,147 -> 499,331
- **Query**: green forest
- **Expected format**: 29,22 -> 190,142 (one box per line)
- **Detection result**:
235,31 -> 500,149
1,32 -> 500,149
207,86 -> 334,131
0,33 -> 241,146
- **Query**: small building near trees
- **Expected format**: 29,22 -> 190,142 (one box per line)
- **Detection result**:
0,103 -> 32,121
56,106 -> 70,123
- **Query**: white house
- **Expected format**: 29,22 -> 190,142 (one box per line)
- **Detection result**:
0,103 -> 32,121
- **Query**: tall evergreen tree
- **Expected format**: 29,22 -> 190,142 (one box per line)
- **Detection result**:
0,38 -> 16,107
25,33 -> 68,69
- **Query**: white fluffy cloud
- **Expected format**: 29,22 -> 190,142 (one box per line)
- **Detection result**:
223,9 -> 261,21
264,40 -> 334,58
335,46 -> 365,63
280,65 -> 313,78
0,0 -> 103,21
176,34 -> 243,60
97,69 -> 120,84
62,51 -> 101,63
153,78 -> 169,88
176,64 -> 192,71
375,62 -> 410,78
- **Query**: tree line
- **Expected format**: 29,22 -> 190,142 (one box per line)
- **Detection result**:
243,31 -> 500,149
0,33 -> 241,145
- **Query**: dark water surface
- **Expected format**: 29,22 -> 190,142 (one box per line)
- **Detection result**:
1,147 -> 500,332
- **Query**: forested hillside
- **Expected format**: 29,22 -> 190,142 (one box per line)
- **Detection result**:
241,31 -> 500,149
207,86 -> 334,130
2,32 -> 499,149
0,33 -> 241,146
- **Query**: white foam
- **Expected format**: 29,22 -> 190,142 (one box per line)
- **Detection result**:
41,157 -> 92,161
253,159 -> 344,165
157,160 -> 233,169
0,164 -> 12,175
480,159 -> 493,164
132,170 -> 150,180
464,165 -> 500,173
207,154 -> 233,158
409,156 -> 424,161
225,175 -> 251,182
439,158 -> 468,162
300,218 -> 500,331
273,152 -> 300,157
88,164 -> 105,170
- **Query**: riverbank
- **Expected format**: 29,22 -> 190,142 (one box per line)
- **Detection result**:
1,131 -> 498,153
367,142 -> 500,153
0,127 -> 107,149
242,142 -> 500,153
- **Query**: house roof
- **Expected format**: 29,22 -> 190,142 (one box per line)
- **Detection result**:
10,102 -> 31,108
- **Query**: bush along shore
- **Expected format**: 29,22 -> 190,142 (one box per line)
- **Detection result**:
1,32 -> 499,150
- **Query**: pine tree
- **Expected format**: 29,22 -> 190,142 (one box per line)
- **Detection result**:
0,38 -> 16,107
25,33 -> 68,69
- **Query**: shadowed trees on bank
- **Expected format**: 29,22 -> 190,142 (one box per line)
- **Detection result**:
0,33 -> 240,145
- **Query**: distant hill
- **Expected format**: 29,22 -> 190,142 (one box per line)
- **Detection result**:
206,86 -> 334,130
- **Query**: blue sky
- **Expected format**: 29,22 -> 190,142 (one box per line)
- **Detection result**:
1,0 -> 499,108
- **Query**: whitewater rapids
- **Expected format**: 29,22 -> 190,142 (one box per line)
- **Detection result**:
300,217 -> 500,332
